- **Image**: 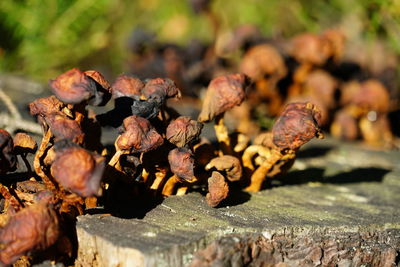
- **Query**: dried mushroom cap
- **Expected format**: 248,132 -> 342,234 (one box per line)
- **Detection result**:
354,80 -> 390,113
168,147 -> 195,182
205,155 -> 242,182
272,102 -> 323,151
291,33 -> 331,65
322,29 -> 346,62
49,68 -> 96,104
116,115 -> 163,153
142,78 -> 181,103
198,73 -> 250,122
45,113 -> 84,143
51,144 -> 105,197
0,129 -> 17,174
0,200 -> 59,265
111,75 -> 144,99
130,98 -> 162,119
84,70 -> 111,90
240,44 -> 287,81
166,116 -> 203,147
83,70 -> 111,106
29,96 -> 64,117
304,70 -> 337,109
206,171 -> 229,207
13,132 -> 37,154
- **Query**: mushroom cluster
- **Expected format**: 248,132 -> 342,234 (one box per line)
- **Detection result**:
0,67 -> 326,265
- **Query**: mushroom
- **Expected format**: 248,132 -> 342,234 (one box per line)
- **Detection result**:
13,132 -> 37,173
50,141 -> 105,198
245,102 -> 324,192
111,74 -> 144,99
45,112 -> 85,144
0,198 -> 59,266
166,116 -> 203,148
205,155 -> 242,182
198,73 -> 250,155
205,171 -> 229,208
162,147 -> 197,196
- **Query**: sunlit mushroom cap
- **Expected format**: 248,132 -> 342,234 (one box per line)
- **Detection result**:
51,142 -> 105,197
198,73 -> 250,122
206,171 -> 229,208
83,70 -> 112,106
240,44 -> 287,81
205,155 -> 242,182
166,116 -> 203,147
49,68 -> 96,104
29,96 -> 65,117
272,102 -> 323,151
142,78 -> 181,103
45,112 -> 84,144
303,70 -> 337,109
353,79 -> 390,113
168,147 -> 195,182
0,129 -> 17,174
291,33 -> 331,65
13,132 -> 37,154
111,74 -> 144,99
116,115 -> 163,153
0,200 -> 59,266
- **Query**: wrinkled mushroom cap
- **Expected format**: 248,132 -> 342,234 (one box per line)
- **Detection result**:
45,112 -> 84,144
272,102 -> 323,151
206,171 -> 229,208
198,73 -> 250,122
13,132 -> 37,154
116,115 -> 163,153
291,33 -> 331,65
0,200 -> 59,265
111,75 -> 144,99
303,70 -> 337,109
166,116 -> 203,147
51,144 -> 105,197
142,78 -> 181,103
240,44 -> 287,81
29,96 -> 65,117
168,147 -> 196,182
205,155 -> 242,182
83,70 -> 112,106
49,68 -> 96,104
0,129 -> 17,174
353,79 -> 390,114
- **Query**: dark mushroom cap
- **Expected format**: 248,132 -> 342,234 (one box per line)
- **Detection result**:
45,112 -> 84,144
166,116 -> 203,147
83,70 -> 112,106
29,96 -> 65,117
291,33 -> 331,65
0,200 -> 59,265
0,129 -> 17,174
49,68 -> 96,104
142,78 -> 181,103
111,75 -> 144,99
116,115 -> 163,153
168,147 -> 195,182
206,171 -> 229,208
13,132 -> 37,154
272,102 -> 323,151
240,44 -> 287,81
130,98 -> 162,119
206,155 -> 242,182
51,144 -> 105,197
198,73 -> 250,122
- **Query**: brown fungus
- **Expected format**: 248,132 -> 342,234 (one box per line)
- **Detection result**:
166,116 -> 203,147
83,70 -> 112,106
45,112 -> 84,144
205,155 -> 242,182
206,171 -> 229,208
0,200 -> 59,266
51,142 -> 105,197
142,77 -> 181,103
111,74 -> 144,99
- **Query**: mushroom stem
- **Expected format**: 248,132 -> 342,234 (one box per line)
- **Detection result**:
161,175 -> 180,196
176,186 -> 188,196
150,168 -> 168,190
108,150 -> 126,172
214,114 -> 232,155
33,129 -> 56,190
0,184 -> 23,213
242,145 -> 272,171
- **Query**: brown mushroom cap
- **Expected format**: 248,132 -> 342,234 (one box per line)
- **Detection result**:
206,171 -> 229,208
272,102 -> 323,151
45,112 -> 84,144
322,29 -> 346,62
83,70 -> 112,106
0,200 -> 59,266
205,155 -> 242,182
13,132 -> 37,154
111,74 -> 144,99
142,78 -> 181,102
51,144 -> 105,197
353,79 -> 390,113
166,116 -> 203,147
240,44 -> 287,81
168,147 -> 195,182
291,33 -> 331,65
198,73 -> 250,122
303,70 -> 338,109
116,115 -> 163,153
0,129 -> 17,174
29,96 -> 65,117
331,109 -> 359,140
84,70 -> 111,91
49,68 -> 96,104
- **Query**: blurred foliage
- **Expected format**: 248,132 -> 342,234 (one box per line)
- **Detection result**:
0,0 -> 399,81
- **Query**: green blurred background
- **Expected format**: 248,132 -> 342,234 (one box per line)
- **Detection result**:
0,0 -> 399,81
